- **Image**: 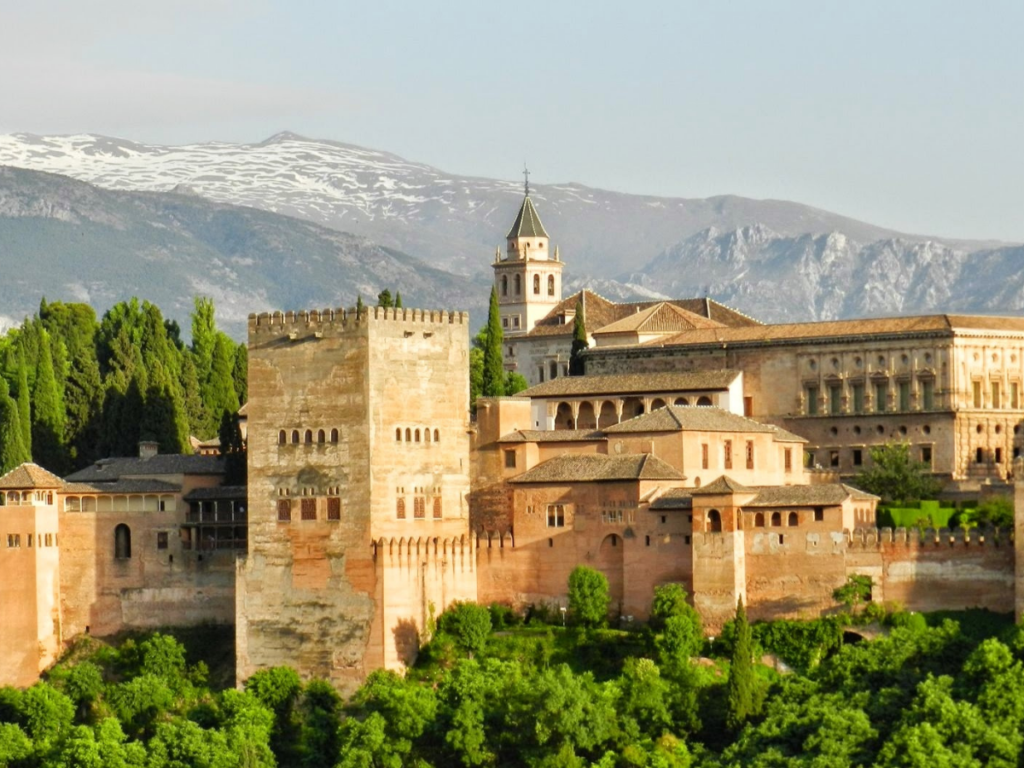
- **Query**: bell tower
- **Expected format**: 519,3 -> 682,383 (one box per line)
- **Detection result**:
492,168 -> 563,336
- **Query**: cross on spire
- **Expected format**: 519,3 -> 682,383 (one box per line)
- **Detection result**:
523,163 -> 530,196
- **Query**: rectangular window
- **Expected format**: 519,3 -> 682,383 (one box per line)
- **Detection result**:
701,443 -> 709,470
433,496 -> 442,519
504,450 -> 517,469
852,382 -> 865,414
921,379 -> 935,410
157,532 -> 168,549
277,499 -> 292,522
921,446 -> 932,466
538,367 -> 545,383
973,381 -> 982,408
684,535 -> 691,545
327,497 -> 341,521
45,533 -> 53,547
996,447 -> 1003,464
829,384 -> 841,415
976,447 -> 985,464
27,534 -> 32,548
502,317 -> 508,328
853,449 -> 863,467
899,381 -> 910,412
513,317 -> 520,328
992,381 -> 1001,409
546,504 -> 565,528
745,440 -> 754,470
414,496 -> 426,519
744,396 -> 753,417
805,385 -> 819,416
784,447 -> 792,472
724,440 -> 733,470
830,450 -> 840,468
875,382 -> 888,413
301,498 -> 317,521
396,497 -> 406,520
1013,382 -> 1020,409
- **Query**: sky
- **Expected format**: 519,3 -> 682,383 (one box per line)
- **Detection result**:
1,1 -> 1022,242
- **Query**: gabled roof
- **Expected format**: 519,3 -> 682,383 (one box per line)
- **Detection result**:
510,453 -> 683,483
690,476 -> 754,496
184,485 -> 248,501
506,195 -> 549,239
520,371 -> 738,399
739,483 -> 879,506
525,290 -> 761,339
498,430 -> 605,443
604,405 -> 800,438
63,480 -> 182,494
594,302 -> 726,336
0,463 -> 65,490
65,454 -> 226,483
649,489 -> 693,510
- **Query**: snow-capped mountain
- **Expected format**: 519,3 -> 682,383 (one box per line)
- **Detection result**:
0,131 -> 985,282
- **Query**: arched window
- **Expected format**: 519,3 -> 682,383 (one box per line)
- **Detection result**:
395,428 -> 402,442
114,524 -> 131,559
424,429 -> 431,444
674,397 -> 689,406
304,429 -> 313,444
548,275 -> 555,295
697,396 -> 713,406
501,275 -> 508,296
291,430 -> 300,444
317,429 -> 326,444
707,509 -> 722,533
405,428 -> 412,442
331,428 -> 339,443
415,429 -> 421,443
514,274 -> 521,295
433,429 -> 439,442
788,512 -> 799,527
754,512 -> 765,527
771,512 -> 782,527
533,274 -> 540,294
278,430 -> 287,446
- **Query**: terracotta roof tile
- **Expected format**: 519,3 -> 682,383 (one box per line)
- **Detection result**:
65,454 -> 225,483
510,453 -> 683,483
521,371 -> 738,398
742,483 -> 879,506
0,463 -> 65,490
690,476 -> 754,495
594,302 -> 726,336
62,480 -> 182,494
604,405 -> 785,435
498,430 -> 605,443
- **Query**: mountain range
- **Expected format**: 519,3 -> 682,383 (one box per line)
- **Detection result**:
0,131 -> 1022,332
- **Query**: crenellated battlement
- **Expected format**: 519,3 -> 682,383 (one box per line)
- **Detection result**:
846,526 -> 1014,549
374,534 -> 474,560
248,307 -> 468,335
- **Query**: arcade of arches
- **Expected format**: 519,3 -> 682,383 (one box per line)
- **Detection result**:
552,394 -> 713,430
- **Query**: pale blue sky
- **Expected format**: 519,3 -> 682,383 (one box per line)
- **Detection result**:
2,1 -> 1022,241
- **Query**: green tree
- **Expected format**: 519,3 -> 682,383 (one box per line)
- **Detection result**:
505,371 -> 529,395
298,681 -> 342,768
140,360 -> 191,453
205,333 -> 240,429
438,602 -> 493,657
377,289 -> 393,308
568,566 -> 610,628
180,354 -> 208,439
726,597 -> 756,731
219,410 -> 247,485
31,328 -> 67,471
15,354 -> 32,457
481,287 -> 505,398
0,378 -> 30,472
190,296 -> 217,390
356,295 -> 365,316
569,299 -> 588,376
394,291 -> 403,309
232,342 -> 248,406
657,615 -> 705,676
854,441 -> 941,503
962,496 -> 1014,529
833,574 -> 873,613
617,657 -> 672,740
651,583 -> 695,630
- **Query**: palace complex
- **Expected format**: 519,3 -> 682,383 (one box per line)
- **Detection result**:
4,189 -> 1024,690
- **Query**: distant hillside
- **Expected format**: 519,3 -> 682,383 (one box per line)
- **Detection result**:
0,166 -> 489,338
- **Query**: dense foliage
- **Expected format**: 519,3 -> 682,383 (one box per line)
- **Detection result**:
854,441 -> 942,504
569,298 -> 588,376
0,297 -> 246,474
4,600 -> 1023,766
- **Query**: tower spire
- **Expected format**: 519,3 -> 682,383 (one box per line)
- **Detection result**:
523,163 -> 530,196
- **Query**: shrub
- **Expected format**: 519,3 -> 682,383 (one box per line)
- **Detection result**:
438,602 -> 492,656
488,603 -> 522,630
650,584 -> 693,630
568,566 -> 610,628
888,611 -> 927,632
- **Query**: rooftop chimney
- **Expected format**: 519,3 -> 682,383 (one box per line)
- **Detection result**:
138,441 -> 159,459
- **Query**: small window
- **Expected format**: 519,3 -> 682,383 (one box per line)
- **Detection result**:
829,450 -> 839,468
502,318 -> 509,328
724,440 -> 733,470
788,512 -> 799,526
157,531 -> 169,550
304,429 -> 313,444
396,497 -> 406,519
301,498 -> 317,520
784,447 -> 792,472
504,449 -> 517,469
779,534 -> 786,545
921,446 -> 932,466
996,447 -> 1003,464
331,428 -> 339,443
771,512 -> 782,527
548,538 -> 554,548
547,504 -> 566,528
425,429 -> 431,444
514,274 -> 521,295
745,440 -> 754,470
433,496 -> 442,519
317,429 -> 326,444
501,275 -> 508,296
976,447 -> 985,464
853,449 -> 863,466
114,524 -> 131,559
814,508 -> 824,522
277,500 -> 292,522
27,534 -> 32,548
701,443 -> 709,470
396,428 -> 402,442
660,515 -> 666,524
806,385 -> 819,415
533,274 -> 540,294
278,430 -> 287,446
645,535 -> 650,546
550,362 -> 558,380
434,429 -> 440,442
327,498 -> 341,521
405,428 -> 412,442
291,430 -> 300,444
973,381 -> 982,408
414,496 -> 426,519
684,535 -> 691,545
548,275 -> 555,295
707,509 -> 722,533
415,429 -> 421,443
754,512 -> 765,527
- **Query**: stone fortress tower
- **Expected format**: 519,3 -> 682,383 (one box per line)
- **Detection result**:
236,306 -> 477,692
492,170 -> 564,337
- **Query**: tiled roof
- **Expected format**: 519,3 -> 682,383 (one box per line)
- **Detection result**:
65,454 -> 226,483
63,479 -> 182,494
525,291 -> 761,339
742,483 -> 879,506
184,485 -> 248,501
638,314 -> 1024,351
510,453 -> 684,483
650,489 -> 693,510
498,430 -> 605,443
766,425 -> 809,443
506,195 -> 549,239
520,371 -> 738,398
691,476 -> 754,495
594,302 -> 726,336
0,463 -> 65,490
604,405 -> 786,436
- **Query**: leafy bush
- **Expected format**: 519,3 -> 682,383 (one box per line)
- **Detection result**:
488,602 -> 522,630
888,611 -> 927,632
568,566 -> 611,628
437,601 -> 492,656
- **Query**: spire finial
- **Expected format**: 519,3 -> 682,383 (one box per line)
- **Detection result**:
523,163 -> 530,196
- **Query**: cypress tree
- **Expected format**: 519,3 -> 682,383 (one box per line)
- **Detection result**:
377,289 -> 393,308
394,291 -> 403,309
140,360 -> 191,454
31,329 -> 67,471
0,377 -> 30,472
356,295 -> 365,316
219,410 -> 246,485
206,333 -> 240,422
232,343 -> 248,406
726,596 -> 756,731
191,296 -> 216,388
569,298 -> 588,376
15,354 -> 32,456
180,354 -> 208,439
481,287 -> 505,397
